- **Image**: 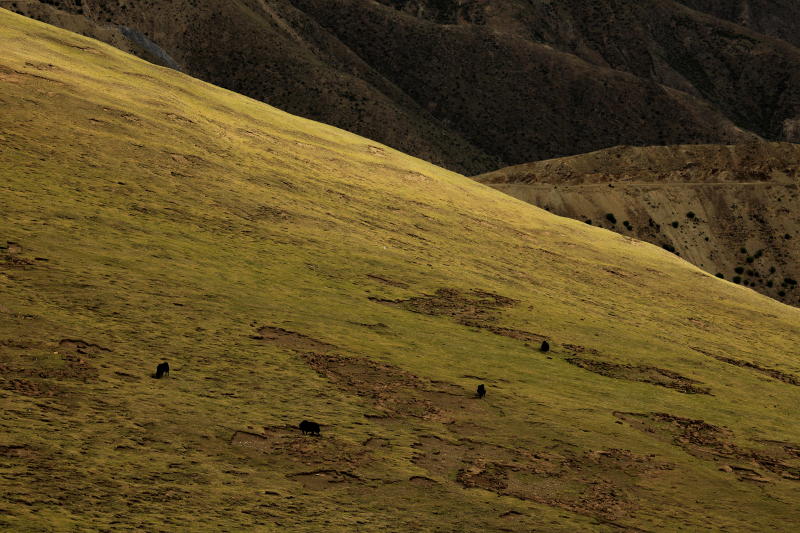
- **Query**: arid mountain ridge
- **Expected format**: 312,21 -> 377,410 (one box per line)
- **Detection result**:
477,141 -> 800,305
3,0 -> 800,173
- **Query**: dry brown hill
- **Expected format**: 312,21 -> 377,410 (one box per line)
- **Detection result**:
476,142 -> 800,305
5,1 -> 800,173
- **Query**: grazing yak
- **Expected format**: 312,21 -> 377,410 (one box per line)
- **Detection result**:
153,361 -> 170,379
299,420 -> 321,436
476,384 -> 486,398
540,340 -> 550,353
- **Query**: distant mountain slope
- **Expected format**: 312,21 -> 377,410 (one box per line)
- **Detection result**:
6,1 -> 800,173
3,10 -> 800,531
676,0 -> 800,47
476,142 -> 800,305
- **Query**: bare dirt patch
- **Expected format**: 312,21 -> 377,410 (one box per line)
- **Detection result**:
371,288 -> 549,347
252,326 -> 337,353
0,445 -> 36,459
1,242 -> 35,269
563,344 -> 602,356
373,288 -> 516,322
230,427 -> 368,489
57,339 -> 110,357
0,338 -> 103,393
411,435 -> 671,522
567,358 -> 711,394
3,377 -> 59,397
302,353 -> 478,423
691,346 -> 800,386
615,412 -> 800,482
366,145 -> 386,157
0,65 -> 24,83
0,254 -> 34,269
253,205 -> 292,221
286,469 -> 362,489
467,323 -> 547,345
366,274 -> 409,288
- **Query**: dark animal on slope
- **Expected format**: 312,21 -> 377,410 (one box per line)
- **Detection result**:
153,361 -> 170,379
476,384 -> 486,398
299,420 -> 321,436
540,340 -> 550,353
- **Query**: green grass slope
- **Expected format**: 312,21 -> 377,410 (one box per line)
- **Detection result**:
2,9 -> 800,532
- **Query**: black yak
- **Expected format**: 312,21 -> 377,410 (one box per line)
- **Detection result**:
153,361 -> 170,379
476,384 -> 486,398
299,420 -> 321,436
540,340 -> 550,353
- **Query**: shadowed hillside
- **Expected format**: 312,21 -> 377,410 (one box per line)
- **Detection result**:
3,10 -> 800,531
9,0 -> 800,173
476,142 -> 800,306
676,0 -> 800,47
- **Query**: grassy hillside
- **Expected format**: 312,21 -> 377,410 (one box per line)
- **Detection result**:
475,142 -> 800,306
2,9 -> 800,531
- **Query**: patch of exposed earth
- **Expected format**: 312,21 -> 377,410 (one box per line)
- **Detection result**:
412,434 -> 672,523
691,346 -> 800,386
231,426 -> 370,490
252,326 -> 337,353
615,412 -> 800,482
371,288 -> 548,346
566,357 -> 711,395
0,241 -> 43,270
0,338 -> 104,396
302,352 -> 484,423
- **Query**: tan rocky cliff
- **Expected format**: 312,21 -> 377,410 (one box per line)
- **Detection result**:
477,142 -> 800,305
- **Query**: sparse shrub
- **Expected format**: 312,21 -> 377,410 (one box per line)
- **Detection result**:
623,220 -> 632,230
740,247 -> 747,254
735,267 -> 744,274
746,256 -> 754,264
767,280 -> 774,288
785,234 -> 792,240
770,266 -> 776,274
671,221 -> 679,228
662,243 -> 676,253
585,220 -> 592,225
746,269 -> 755,277
785,278 -> 797,285
754,249 -> 764,259
686,211 -> 695,219
779,290 -> 787,297
733,276 -> 742,284
716,273 -> 724,279
606,213 -> 617,224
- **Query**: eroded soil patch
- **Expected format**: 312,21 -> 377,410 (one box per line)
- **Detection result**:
691,346 -> 800,386
285,469 -> 362,490
567,358 -> 710,395
365,273 -> 409,288
0,254 -> 35,269
302,353 -> 481,423
252,326 -> 337,353
373,288 -> 516,322
0,242 -> 36,270
231,427 -> 368,489
615,412 -> 800,482
1,338 -> 102,393
412,435 -> 671,521
371,288 -> 549,347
